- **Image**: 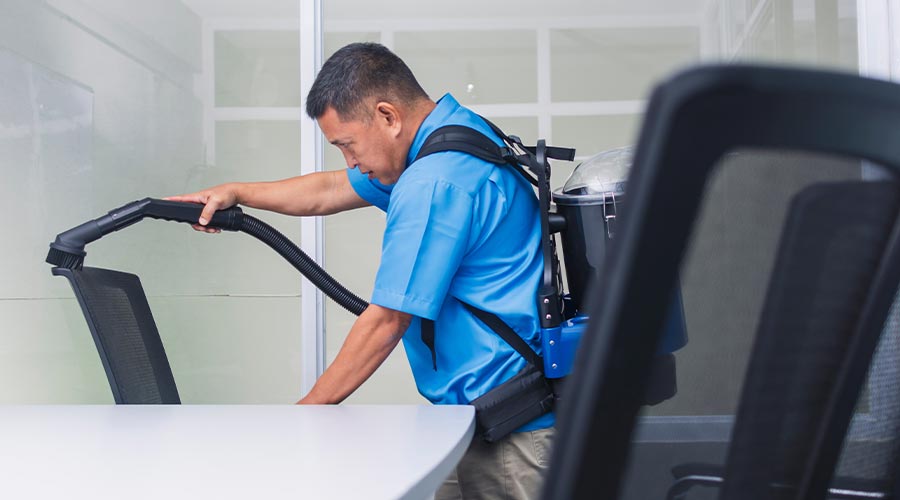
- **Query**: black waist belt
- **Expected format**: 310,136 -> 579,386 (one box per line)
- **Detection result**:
421,302 -> 559,442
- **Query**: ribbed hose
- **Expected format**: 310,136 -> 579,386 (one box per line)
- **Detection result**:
239,215 -> 368,316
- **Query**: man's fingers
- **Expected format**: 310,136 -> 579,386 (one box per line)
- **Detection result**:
191,223 -> 220,233
163,193 -> 206,204
163,189 -> 234,227
198,200 -> 221,226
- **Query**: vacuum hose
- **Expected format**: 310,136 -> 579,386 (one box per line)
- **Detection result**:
238,215 -> 368,315
46,198 -> 369,316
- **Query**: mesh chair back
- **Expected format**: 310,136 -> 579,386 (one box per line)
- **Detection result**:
829,293 -> 900,498
53,266 -> 180,404
721,181 -> 900,500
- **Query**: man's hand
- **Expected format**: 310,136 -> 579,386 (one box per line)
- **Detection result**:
164,183 -> 242,233
165,172 -> 370,227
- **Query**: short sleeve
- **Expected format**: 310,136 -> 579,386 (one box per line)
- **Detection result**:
346,167 -> 392,211
370,178 -> 474,319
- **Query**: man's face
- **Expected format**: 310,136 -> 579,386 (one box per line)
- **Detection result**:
318,105 -> 406,185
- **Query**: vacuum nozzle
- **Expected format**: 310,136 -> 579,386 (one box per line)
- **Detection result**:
46,246 -> 86,270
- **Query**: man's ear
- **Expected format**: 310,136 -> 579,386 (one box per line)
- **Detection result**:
375,102 -> 402,136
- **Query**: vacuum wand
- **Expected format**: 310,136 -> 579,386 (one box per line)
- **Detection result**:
46,198 -> 243,268
46,198 -> 368,316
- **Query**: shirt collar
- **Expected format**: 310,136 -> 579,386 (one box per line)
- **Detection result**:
406,93 -> 460,168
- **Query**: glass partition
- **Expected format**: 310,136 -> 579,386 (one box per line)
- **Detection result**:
0,1 -> 303,403
215,30 -> 302,107
394,30 -> 538,105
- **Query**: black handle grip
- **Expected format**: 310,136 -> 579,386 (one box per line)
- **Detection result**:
140,198 -> 244,231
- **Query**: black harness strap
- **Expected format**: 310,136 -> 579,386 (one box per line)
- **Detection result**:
479,117 -> 576,162
413,120 -> 576,188
421,318 -> 437,371
414,125 -> 539,187
420,303 -> 543,373
461,303 -> 544,372
415,125 -> 511,165
411,118 -> 574,372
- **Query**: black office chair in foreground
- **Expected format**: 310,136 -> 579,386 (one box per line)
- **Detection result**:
543,65 -> 900,500
665,179 -> 900,500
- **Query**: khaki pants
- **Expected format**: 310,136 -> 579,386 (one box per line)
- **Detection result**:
435,427 -> 555,500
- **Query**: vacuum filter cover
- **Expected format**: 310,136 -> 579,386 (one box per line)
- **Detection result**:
554,146 -> 632,205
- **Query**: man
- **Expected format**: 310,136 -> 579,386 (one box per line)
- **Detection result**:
168,42 -> 553,500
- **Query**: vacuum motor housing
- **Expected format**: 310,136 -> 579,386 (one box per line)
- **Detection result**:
553,186 -> 623,312
548,147 -> 687,404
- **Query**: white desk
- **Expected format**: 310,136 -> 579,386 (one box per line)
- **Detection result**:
0,404 -> 475,500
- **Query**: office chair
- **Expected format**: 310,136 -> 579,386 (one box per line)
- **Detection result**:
54,267 -> 180,404
542,65 -> 900,500
665,179 -> 900,500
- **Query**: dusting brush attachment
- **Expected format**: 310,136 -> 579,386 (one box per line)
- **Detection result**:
46,246 -> 86,270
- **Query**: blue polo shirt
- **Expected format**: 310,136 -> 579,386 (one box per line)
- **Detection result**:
347,94 -> 554,431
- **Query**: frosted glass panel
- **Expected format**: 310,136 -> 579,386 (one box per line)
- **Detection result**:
552,114 -> 642,159
0,296 -> 303,404
208,120 -> 302,295
324,32 -> 380,58
0,299 -> 112,404
551,27 -> 699,101
0,1 -> 307,404
394,31 -> 537,104
488,117 -> 539,147
215,120 -> 301,180
726,0 -> 859,71
152,296 -> 303,403
215,31 -> 301,107
0,49 -> 92,301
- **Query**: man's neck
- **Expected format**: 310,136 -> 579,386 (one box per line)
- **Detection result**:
404,99 -> 437,144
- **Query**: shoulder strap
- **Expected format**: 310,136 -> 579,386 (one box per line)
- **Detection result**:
413,124 -> 538,186
414,125 -> 510,165
412,118 -> 576,187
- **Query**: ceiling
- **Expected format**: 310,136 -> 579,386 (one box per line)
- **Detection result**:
180,0 -> 298,18
180,0 -> 706,20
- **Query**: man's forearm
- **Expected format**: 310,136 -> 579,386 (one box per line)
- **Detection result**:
299,305 -> 410,404
235,171 -> 365,216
